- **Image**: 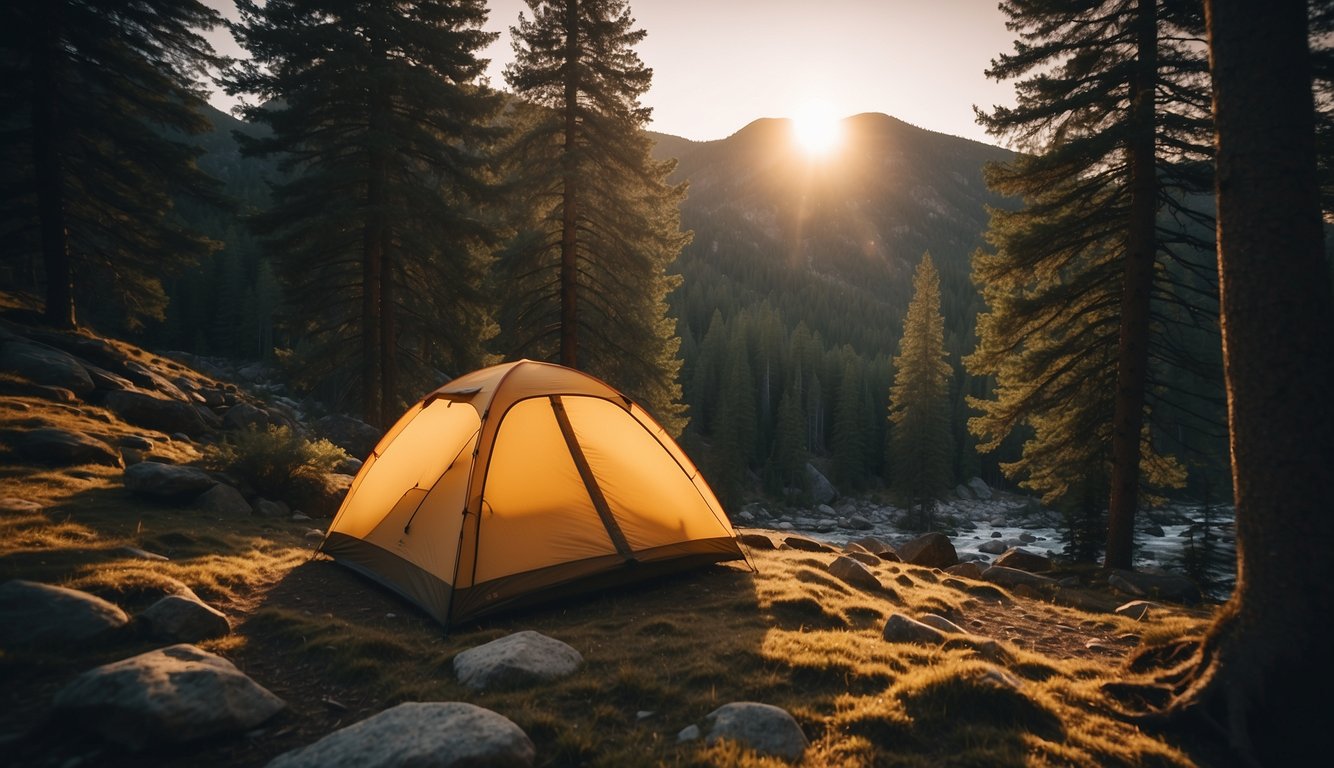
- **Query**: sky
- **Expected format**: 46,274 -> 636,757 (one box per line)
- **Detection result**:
205,0 -> 1019,146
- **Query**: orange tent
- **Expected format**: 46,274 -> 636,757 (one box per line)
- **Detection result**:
320,360 -> 746,627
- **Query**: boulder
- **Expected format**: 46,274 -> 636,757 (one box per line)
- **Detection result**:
737,532 -> 777,550
803,463 -> 837,505
993,547 -> 1053,573
966,477 -> 993,500
954,484 -> 974,500
946,562 -> 987,580
917,613 -> 968,635
313,414 -> 383,458
222,402 -> 270,431
1107,569 -> 1201,604
123,461 -> 217,501
882,613 -> 946,645
0,340 -> 94,395
828,556 -> 883,591
897,532 -> 959,569
453,630 -> 583,691
266,702 -> 534,768
702,702 -> 808,763
1114,600 -> 1156,621
844,551 -> 881,567
0,580 -> 130,648
52,644 -> 285,751
848,536 -> 900,560
978,539 -> 1008,555
780,534 -> 834,553
846,514 -> 874,530
254,497 -> 290,518
103,389 -> 208,437
13,428 -> 121,467
195,483 -> 253,518
139,594 -> 231,642
286,472 -> 354,518
980,565 -> 1058,590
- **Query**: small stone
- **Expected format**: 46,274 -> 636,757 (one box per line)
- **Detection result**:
677,724 -> 701,743
882,613 -> 946,645
703,702 -> 808,762
828,556 -> 882,591
454,630 -> 583,691
139,594 -> 231,643
1114,600 -> 1156,621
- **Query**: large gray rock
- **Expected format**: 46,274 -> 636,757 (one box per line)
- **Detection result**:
1107,569 -> 1201,604
222,402 -> 270,431
897,532 -> 959,569
882,613 -> 946,645
52,644 -> 285,751
313,414 -> 383,458
978,539 -> 1008,555
195,483 -> 253,518
966,477 -> 993,500
828,556 -> 883,591
0,580 -> 130,648
139,594 -> 231,643
453,630 -> 583,691
981,565 -> 1059,590
13,428 -> 121,467
804,462 -> 837,505
993,547 -> 1053,573
266,702 -> 534,768
702,702 -> 808,763
103,389 -> 208,437
0,340 -> 94,396
123,461 -> 217,501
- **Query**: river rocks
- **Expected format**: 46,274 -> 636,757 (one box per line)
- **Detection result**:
453,630 -> 583,691
195,483 -> 253,518
882,613 -> 947,645
945,562 -> 987,580
965,477 -> 993,500
978,539 -> 1008,555
123,461 -> 217,501
828,556 -> 883,591
993,548 -> 1052,573
700,702 -> 808,762
52,644 -> 285,751
139,594 -> 231,642
897,532 -> 958,569
13,427 -> 122,467
0,580 -> 130,648
267,701 -> 534,768
103,389 -> 209,437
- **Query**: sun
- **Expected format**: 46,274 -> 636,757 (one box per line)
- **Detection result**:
791,101 -> 843,156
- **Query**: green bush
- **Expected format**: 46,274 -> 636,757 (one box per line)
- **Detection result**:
204,424 -> 349,497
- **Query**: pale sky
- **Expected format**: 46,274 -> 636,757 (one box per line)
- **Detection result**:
205,0 -> 1018,146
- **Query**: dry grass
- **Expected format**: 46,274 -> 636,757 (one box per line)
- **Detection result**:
0,380 -> 1222,767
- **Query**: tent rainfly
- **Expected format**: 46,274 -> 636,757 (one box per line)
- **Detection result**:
319,360 -> 747,627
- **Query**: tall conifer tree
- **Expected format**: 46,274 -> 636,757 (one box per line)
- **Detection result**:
888,254 -> 953,529
0,0 -> 224,330
972,0 -> 1214,566
227,0 -> 501,426
499,0 -> 690,434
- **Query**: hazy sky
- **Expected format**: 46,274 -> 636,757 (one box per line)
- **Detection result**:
205,0 -> 1019,146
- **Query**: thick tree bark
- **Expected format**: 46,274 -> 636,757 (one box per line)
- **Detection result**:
31,0 -> 75,329
1105,0 -> 1158,569
1154,1 -> 1334,763
559,0 -> 580,368
362,69 -> 388,427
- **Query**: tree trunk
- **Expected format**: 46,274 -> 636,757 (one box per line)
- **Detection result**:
559,0 -> 580,369
1157,1 -> 1334,762
31,0 -> 75,329
1105,0 -> 1157,569
362,69 -> 388,427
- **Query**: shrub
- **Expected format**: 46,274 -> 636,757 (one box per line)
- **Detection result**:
204,424 -> 349,498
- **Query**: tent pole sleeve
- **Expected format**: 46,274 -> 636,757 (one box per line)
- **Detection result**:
550,396 -> 634,561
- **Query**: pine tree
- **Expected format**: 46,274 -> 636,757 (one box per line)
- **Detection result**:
767,377 -> 807,500
888,254 -> 954,529
972,0 -> 1214,567
831,353 -> 867,489
498,0 -> 690,434
0,0 -> 224,330
227,0 -> 501,426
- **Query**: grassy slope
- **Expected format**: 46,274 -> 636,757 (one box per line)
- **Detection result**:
0,339 -> 1221,767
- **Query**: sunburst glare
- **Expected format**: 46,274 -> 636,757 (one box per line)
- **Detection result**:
792,100 -> 843,156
